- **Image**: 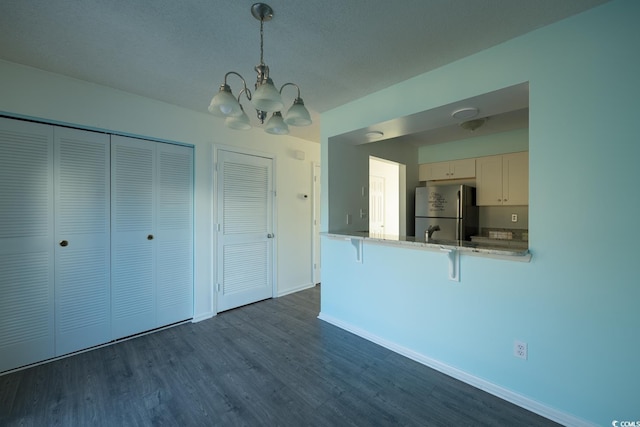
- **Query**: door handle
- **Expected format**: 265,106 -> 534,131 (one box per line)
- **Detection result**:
59,240 -> 69,247
147,234 -> 154,240
267,233 -> 275,238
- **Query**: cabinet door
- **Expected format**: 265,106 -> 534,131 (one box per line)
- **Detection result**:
475,155 -> 504,205
0,118 -> 54,372
111,135 -> 156,339
156,143 -> 193,326
449,158 -> 475,179
503,152 -> 529,205
54,127 -> 111,355
419,161 -> 451,180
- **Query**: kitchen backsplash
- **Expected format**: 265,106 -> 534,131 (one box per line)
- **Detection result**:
479,228 -> 528,241
478,205 -> 528,230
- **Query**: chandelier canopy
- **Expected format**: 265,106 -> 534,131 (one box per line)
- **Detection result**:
208,3 -> 312,135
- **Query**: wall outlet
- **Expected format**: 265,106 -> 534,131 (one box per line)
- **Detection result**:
514,340 -> 528,360
511,213 -> 518,222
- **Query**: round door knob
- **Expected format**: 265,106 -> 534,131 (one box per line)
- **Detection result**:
59,240 -> 69,247
267,233 -> 274,238
147,234 -> 154,240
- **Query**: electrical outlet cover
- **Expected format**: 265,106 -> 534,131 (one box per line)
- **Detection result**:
514,340 -> 528,360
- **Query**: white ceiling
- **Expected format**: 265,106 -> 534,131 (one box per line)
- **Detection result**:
0,0 -> 609,143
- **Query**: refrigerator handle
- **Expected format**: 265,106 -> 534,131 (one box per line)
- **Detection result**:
456,191 -> 461,241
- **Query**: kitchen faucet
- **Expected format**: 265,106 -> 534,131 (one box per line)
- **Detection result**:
426,225 -> 440,241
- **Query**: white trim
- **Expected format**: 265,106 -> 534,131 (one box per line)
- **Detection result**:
191,312 -> 215,323
311,161 -> 321,285
277,282 -> 315,298
317,312 -> 596,427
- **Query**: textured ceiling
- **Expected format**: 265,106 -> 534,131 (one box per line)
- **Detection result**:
0,0 -> 610,142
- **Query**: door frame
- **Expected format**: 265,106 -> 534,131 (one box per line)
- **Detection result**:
312,162 -> 321,285
211,144 -> 278,314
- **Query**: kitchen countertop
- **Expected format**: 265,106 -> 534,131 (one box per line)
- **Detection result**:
324,231 -> 531,259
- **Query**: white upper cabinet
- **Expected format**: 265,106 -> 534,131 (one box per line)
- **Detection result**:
419,158 -> 475,181
476,152 -> 528,206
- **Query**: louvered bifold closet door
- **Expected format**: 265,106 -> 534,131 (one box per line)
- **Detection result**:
111,135 -> 156,339
217,150 -> 273,312
156,143 -> 193,326
54,127 -> 110,355
0,118 -> 54,372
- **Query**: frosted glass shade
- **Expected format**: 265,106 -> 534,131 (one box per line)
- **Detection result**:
252,79 -> 284,112
284,98 -> 312,126
208,85 -> 243,117
225,107 -> 251,130
265,112 -> 289,135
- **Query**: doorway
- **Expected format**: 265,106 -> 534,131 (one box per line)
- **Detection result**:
369,156 -> 406,236
215,149 -> 275,312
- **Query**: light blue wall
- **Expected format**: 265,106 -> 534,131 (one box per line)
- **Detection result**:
320,1 -> 639,425
418,127 -> 529,163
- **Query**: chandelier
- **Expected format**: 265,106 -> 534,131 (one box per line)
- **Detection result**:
208,3 -> 312,135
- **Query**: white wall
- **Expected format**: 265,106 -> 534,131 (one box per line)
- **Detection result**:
320,0 -> 640,425
0,59 -> 320,320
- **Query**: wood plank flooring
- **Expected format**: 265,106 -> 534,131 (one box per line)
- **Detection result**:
0,285 -> 560,426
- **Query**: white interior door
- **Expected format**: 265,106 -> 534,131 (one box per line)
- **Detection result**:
216,150 -> 274,312
0,118 -> 54,372
111,135 -> 156,339
54,127 -> 111,355
156,143 -> 193,325
369,175 -> 386,234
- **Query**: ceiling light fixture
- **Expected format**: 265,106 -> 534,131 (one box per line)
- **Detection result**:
451,107 -> 479,120
365,131 -> 384,141
208,3 -> 311,135
459,117 -> 488,131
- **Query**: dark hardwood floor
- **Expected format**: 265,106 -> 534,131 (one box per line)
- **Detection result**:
0,285 -> 560,426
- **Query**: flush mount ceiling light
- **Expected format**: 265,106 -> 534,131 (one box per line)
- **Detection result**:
459,117 -> 488,131
365,131 -> 384,141
208,3 -> 311,135
451,107 -> 479,120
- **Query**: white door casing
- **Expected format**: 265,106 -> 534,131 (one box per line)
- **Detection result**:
216,149 -> 274,312
312,162 -> 321,285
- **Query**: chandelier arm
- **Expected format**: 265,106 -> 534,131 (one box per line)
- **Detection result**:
278,82 -> 302,98
237,87 -> 252,102
223,71 -> 251,100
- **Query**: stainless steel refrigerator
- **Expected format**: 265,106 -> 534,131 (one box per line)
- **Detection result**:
415,184 -> 479,241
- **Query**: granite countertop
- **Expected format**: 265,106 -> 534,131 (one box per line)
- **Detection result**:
324,231 -> 530,258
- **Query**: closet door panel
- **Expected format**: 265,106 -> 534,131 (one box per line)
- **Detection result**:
111,135 -> 156,339
156,144 -> 193,325
54,127 -> 110,355
0,118 -> 54,372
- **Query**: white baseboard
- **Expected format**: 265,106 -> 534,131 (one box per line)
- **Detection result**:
191,311 -> 215,323
277,282 -> 315,297
317,312 -> 595,427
